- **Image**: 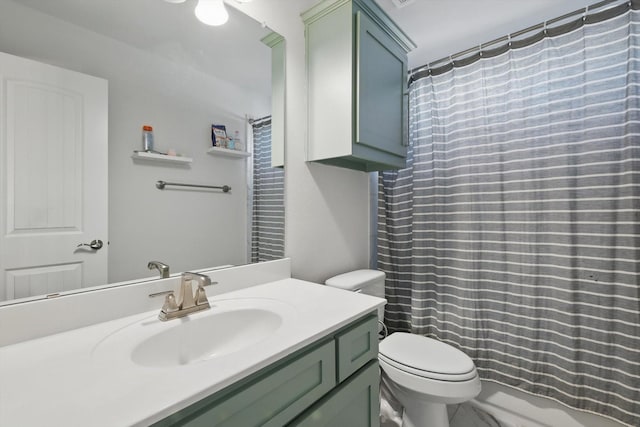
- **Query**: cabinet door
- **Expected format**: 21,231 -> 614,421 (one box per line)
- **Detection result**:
262,32 -> 286,168
154,340 -> 336,427
336,314 -> 378,382
355,10 -> 408,159
289,361 -> 380,427
271,37 -> 286,168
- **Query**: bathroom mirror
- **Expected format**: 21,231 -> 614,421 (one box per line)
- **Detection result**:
0,0 -> 284,305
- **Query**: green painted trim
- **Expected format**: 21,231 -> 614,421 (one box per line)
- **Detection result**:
355,10 -> 363,147
300,0 -> 417,52
301,0 -> 351,25
314,155 -> 405,172
353,0 -> 416,51
261,31 -> 285,48
302,0 -> 415,51
351,142 -> 406,168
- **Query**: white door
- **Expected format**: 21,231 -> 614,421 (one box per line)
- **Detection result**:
0,52 -> 108,302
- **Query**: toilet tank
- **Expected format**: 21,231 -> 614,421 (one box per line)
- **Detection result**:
325,269 -> 386,321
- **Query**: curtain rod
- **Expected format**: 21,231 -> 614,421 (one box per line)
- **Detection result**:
410,0 -> 624,74
248,114 -> 271,125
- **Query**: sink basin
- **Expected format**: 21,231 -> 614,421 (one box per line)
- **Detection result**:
132,307 -> 282,367
91,298 -> 295,368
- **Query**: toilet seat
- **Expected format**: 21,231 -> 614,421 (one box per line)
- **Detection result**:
379,333 -> 477,381
379,355 -> 481,405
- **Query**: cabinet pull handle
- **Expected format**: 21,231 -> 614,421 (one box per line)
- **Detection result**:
402,92 -> 410,147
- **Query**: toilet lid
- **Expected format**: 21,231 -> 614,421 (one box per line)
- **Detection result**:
379,333 -> 476,379
325,269 -> 385,292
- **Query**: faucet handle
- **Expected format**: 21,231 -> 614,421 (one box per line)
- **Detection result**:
161,292 -> 179,313
194,285 -> 210,307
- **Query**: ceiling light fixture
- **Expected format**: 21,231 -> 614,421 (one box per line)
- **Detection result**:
195,0 -> 229,26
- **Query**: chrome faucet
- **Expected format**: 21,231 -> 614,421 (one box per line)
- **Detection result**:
158,272 -> 214,321
148,260 -> 170,278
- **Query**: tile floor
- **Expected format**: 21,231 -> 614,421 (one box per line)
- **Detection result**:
449,403 -> 504,427
381,402 -> 504,427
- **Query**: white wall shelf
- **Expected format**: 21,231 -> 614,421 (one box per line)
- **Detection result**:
207,146 -> 251,159
131,151 -> 193,165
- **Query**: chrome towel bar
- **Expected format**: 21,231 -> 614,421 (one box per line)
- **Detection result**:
156,180 -> 231,192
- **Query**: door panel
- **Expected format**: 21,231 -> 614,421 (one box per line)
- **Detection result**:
6,263 -> 82,300
9,80 -> 82,232
0,52 -> 108,302
356,11 -> 408,158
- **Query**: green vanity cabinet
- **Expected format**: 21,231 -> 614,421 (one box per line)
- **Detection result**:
302,0 -> 415,172
288,361 -> 380,427
153,314 -> 380,427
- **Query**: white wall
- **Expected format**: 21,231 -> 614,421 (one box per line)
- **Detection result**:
0,0 -> 270,282
236,0 -> 372,284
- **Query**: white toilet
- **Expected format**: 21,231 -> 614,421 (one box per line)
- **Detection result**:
326,270 -> 481,427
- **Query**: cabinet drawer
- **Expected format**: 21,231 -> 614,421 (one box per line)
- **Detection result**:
155,339 -> 337,427
335,314 -> 378,382
288,360 -> 381,427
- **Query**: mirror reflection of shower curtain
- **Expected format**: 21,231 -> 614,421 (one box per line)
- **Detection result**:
250,118 -> 284,262
379,4 -> 640,426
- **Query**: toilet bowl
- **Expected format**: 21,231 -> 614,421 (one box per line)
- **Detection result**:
379,332 -> 481,427
325,270 -> 481,427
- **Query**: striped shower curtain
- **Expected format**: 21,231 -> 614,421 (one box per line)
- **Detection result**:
251,119 -> 285,262
378,3 -> 640,426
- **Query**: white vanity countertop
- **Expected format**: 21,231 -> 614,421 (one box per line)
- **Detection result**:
0,278 -> 385,427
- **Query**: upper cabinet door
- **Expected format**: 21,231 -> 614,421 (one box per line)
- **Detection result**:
355,10 -> 408,158
261,32 -> 286,169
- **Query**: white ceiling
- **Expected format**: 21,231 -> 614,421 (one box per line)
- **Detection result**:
11,0 -> 602,89
373,0 -> 596,69
11,0 -> 273,96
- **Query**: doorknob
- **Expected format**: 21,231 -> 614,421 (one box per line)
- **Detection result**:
77,239 -> 104,250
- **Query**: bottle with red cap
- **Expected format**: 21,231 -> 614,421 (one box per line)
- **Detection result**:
142,125 -> 154,152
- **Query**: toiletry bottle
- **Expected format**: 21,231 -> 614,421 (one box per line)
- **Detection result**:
233,130 -> 242,151
142,125 -> 154,152
227,132 -> 236,150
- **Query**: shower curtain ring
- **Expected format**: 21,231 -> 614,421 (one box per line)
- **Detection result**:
583,5 -> 589,21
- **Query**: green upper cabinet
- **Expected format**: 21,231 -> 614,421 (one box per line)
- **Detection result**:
302,0 -> 415,172
261,32 -> 286,168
